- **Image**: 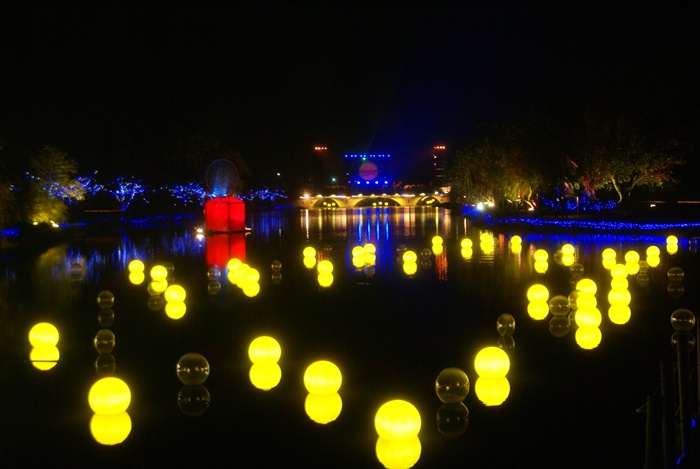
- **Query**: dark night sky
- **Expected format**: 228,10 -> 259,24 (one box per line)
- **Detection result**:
1,3 -> 699,184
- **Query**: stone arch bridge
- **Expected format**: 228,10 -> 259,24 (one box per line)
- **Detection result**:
294,194 -> 450,209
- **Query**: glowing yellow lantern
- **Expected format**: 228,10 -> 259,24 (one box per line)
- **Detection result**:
303,246 -> 317,258
562,254 -> 575,266
461,247 -> 473,260
364,252 -> 377,265
304,360 -> 342,394
352,256 -> 365,269
317,272 -> 334,287
317,259 -> 333,274
510,235 -> 522,245
90,412 -> 132,445
375,436 -> 422,469
461,238 -> 473,249
249,363 -> 282,390
403,262 -> 418,276
364,243 -> 376,254
303,256 -> 317,269
28,322 -> 59,347
602,258 -> 617,270
526,284 -> 549,303
610,264 -> 628,279
88,377 -> 131,414
474,346 -> 510,378
30,346 -> 60,370
610,277 -> 629,290
667,243 -> 679,255
534,260 -> 548,274
575,278 -> 597,295
150,265 -> 168,280
561,243 -> 575,256
128,271 -> 145,285
646,245 -> 660,257
575,327 -> 602,350
403,250 -> 417,263
479,232 -> 492,243
667,235 -> 678,245
534,249 -> 548,262
375,400 -> 421,440
352,246 -> 366,257
165,301 -> 187,319
148,279 -> 168,294
474,376 -> 510,406
527,301 -> 549,320
244,268 -> 261,283
626,262 -> 640,275
164,284 -> 186,303
624,250 -> 640,264
647,255 -> 661,268
480,240 -> 494,254
431,235 -> 443,245
574,306 -> 602,328
305,392 -> 343,424
128,260 -> 145,272
242,282 -> 261,297
576,292 -> 597,309
248,336 -> 282,364
608,305 -> 631,325
431,244 -> 443,256
602,248 -> 617,260
227,257 -> 242,272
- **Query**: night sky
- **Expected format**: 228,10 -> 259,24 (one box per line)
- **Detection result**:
1,3 -> 699,184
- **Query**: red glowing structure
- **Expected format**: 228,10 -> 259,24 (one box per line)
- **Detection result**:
204,197 -> 246,233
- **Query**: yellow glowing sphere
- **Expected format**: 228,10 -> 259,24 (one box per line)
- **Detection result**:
30,346 -> 60,370
479,232 -> 492,243
626,262 -> 640,276
667,235 -> 678,244
647,255 -> 660,268
527,301 -> 550,320
610,263 -> 628,279
127,260 -> 145,272
431,235 -> 443,245
317,259 -> 334,274
534,260 -> 549,274
610,277 -> 629,290
305,392 -> 343,424
534,249 -> 548,262
474,376 -> 511,406
602,258 -> 617,270
352,256 -> 365,269
304,360 -> 342,394
303,246 -> 317,258
511,244 -> 523,255
90,412 -> 132,446
576,292 -> 597,309
128,271 -> 145,285
646,245 -> 660,257
432,244 -> 443,256
149,279 -> 169,295
526,284 -> 549,303
460,238 -> 473,248
602,248 -> 617,260
244,268 -> 261,283
575,326 -> 602,350
609,305 -> 632,325
574,306 -> 602,328
164,284 -> 186,303
352,246 -> 366,258
403,250 -> 417,263
575,278 -> 597,295
88,377 -> 131,414
561,243 -> 575,255
375,436 -> 422,469
608,288 -> 631,306
374,400 -> 422,440
28,322 -> 59,347
248,336 -> 282,364
624,250 -> 640,264
474,346 -> 510,378
249,363 -> 282,391
364,252 -> 377,265
562,253 -> 575,267
363,243 -> 376,254
318,272 -> 334,288
510,235 -> 522,245
227,257 -> 242,272
150,265 -> 168,280
165,301 -> 187,319
667,243 -> 679,255
303,256 -> 317,269
461,247 -> 473,260
242,282 -> 261,297
480,240 -> 494,254
403,261 -> 418,276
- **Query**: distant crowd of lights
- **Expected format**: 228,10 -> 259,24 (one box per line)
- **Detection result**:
343,154 -> 391,159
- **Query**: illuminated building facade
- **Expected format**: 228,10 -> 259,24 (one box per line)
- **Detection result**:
432,145 -> 448,188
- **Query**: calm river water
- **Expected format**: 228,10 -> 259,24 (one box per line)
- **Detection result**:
1,207 -> 698,468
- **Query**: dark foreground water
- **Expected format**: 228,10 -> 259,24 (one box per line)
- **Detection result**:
1,207 -> 698,468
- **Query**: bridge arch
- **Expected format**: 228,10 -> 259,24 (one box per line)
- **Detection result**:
312,197 -> 342,208
352,197 -> 401,208
415,195 -> 441,206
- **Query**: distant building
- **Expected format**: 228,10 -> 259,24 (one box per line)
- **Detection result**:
432,145 -> 448,188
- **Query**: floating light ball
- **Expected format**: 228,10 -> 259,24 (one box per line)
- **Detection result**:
561,243 -> 575,256
127,260 -> 144,273
480,240 -> 494,255
667,243 -> 679,255
667,267 -> 685,282
510,235 -> 522,245
626,262 -> 640,276
474,346 -> 510,378
403,250 -> 417,263
610,277 -> 629,290
403,262 -> 418,276
624,250 -> 640,264
317,260 -> 333,274
304,360 -> 342,394
549,295 -> 570,316
646,255 -> 661,268
375,436 -> 422,469
375,400 -> 422,440
150,265 -> 168,280
148,279 -> 168,295
226,258 -> 242,273
244,268 -> 261,284
317,272 -> 334,288
576,292 -> 597,309
352,256 -> 365,269
432,235 -> 443,245
671,309 -> 696,331
667,235 -> 679,245
242,282 -> 261,297
534,249 -> 548,262
435,367 -> 470,403
526,284 -> 549,303
305,392 -> 343,424
575,327 -> 602,350
364,243 -> 376,254
575,278 -> 597,295
176,353 -> 210,385
511,243 -> 523,255
88,377 -> 131,414
248,336 -> 282,364
496,313 -> 516,336
165,301 -> 186,319
479,232 -> 492,243
303,246 -> 317,258
352,246 -> 366,258
90,412 -> 132,445
527,301 -> 549,320
534,260 -> 548,274
249,363 -> 282,390
608,288 -> 631,306
431,244 -> 443,256
94,329 -> 116,354
461,247 -> 473,260
609,305 -> 632,325
364,252 -> 377,265
30,346 -> 60,370
574,307 -> 602,328
609,264 -> 627,279
474,376 -> 510,406
646,245 -> 660,258
207,267 -> 221,280
164,284 -> 187,303
28,322 -> 59,347
128,271 -> 145,285
460,238 -> 473,249
569,263 -> 585,276
97,290 -> 115,309
303,256 -> 317,269
602,248 -> 617,260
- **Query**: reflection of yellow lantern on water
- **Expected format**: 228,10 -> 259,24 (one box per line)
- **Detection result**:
511,243 -> 522,255
403,250 -> 417,263
317,260 -> 333,274
90,412 -> 132,445
242,282 -> 261,297
461,238 -> 473,249
526,284 -> 549,303
474,376 -> 510,406
576,292 -> 597,309
461,247 -> 473,260
646,245 -> 660,257
646,255 -> 661,268
28,322 -> 59,347
318,272 -> 334,288
249,363 -> 282,390
305,392 -> 343,424
667,243 -> 679,255
528,301 -> 549,320
164,284 -> 186,303
165,301 -> 187,319
432,235 -> 443,245
474,346 -> 510,378
626,262 -> 640,275
150,265 -> 168,280
128,259 -> 145,272
303,256 -> 317,269
88,377 -> 131,414
609,305 -> 632,325
534,260 -> 548,274
304,360 -> 342,394
608,288 -> 631,306
574,306 -> 602,328
148,279 -> 168,295
375,400 -> 421,440
431,244 -> 443,256
403,262 -> 418,276
610,277 -> 629,290
576,327 -> 602,350
575,278 -> 597,295
375,436 -> 422,469
352,245 -> 365,258
562,254 -> 575,267
352,256 -> 365,269
248,336 -> 281,364
30,346 -> 60,370
534,249 -> 548,262
364,252 -> 377,265
128,271 -> 145,285
480,240 -> 494,255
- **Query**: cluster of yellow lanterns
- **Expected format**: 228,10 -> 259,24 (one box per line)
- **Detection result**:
304,360 -> 343,424
28,322 -> 60,371
572,278 -> 603,349
374,399 -> 422,469
473,346 -> 511,406
479,232 -> 494,256
88,377 -> 132,445
667,235 -> 679,255
227,257 -> 261,297
351,243 -> 377,269
317,259 -> 334,287
248,336 -> 282,391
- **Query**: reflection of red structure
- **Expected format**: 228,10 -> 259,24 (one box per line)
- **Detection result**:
204,197 -> 246,233
206,233 -> 246,268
